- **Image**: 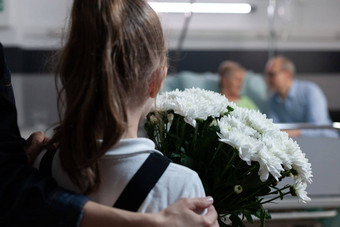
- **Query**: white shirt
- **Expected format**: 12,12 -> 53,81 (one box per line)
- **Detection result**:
33,138 -> 206,213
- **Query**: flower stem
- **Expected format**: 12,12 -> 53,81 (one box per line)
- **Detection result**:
215,191 -> 235,208
260,191 -> 291,204
240,163 -> 259,177
267,185 -> 291,195
190,122 -> 200,155
204,143 -> 224,178
221,149 -> 237,178
208,143 -> 224,167
232,178 -> 277,208
232,169 -> 293,210
175,117 -> 186,153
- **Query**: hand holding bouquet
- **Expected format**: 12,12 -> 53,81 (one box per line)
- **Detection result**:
145,88 -> 312,226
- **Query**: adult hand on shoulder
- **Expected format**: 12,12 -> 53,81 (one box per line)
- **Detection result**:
24,131 -> 49,165
157,196 -> 219,227
81,197 -> 218,227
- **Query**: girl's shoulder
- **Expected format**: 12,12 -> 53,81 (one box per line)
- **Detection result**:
158,161 -> 205,195
139,160 -> 206,213
166,162 -> 200,179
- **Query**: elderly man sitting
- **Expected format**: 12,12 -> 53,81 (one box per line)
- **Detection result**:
265,56 -> 338,138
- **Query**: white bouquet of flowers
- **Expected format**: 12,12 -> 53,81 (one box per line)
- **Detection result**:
144,88 -> 312,227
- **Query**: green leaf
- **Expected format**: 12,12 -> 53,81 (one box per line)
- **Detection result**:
180,154 -> 194,167
256,186 -> 272,197
290,168 -> 298,175
170,153 -> 181,158
244,210 -> 254,223
227,106 -> 234,112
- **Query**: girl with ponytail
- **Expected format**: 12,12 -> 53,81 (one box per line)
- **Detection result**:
33,0 -> 206,212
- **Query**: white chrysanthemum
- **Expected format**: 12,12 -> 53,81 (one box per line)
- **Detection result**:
292,180 -> 311,203
152,87 -> 312,203
154,88 -> 232,127
284,139 -> 313,184
217,106 -> 312,202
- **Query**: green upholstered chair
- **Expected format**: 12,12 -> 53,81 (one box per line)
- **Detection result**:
162,71 -> 268,113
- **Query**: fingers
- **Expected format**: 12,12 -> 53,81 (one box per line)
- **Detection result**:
25,131 -> 47,165
25,131 -> 45,144
189,197 -> 218,227
159,197 -> 218,227
186,196 -> 214,212
204,205 -> 219,227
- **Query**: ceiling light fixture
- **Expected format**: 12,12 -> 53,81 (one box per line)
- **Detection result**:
333,122 -> 340,130
148,2 -> 252,14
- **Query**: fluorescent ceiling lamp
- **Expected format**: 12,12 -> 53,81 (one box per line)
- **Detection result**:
333,122 -> 340,129
148,2 -> 252,14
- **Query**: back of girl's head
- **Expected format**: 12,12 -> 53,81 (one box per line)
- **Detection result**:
52,0 -> 167,194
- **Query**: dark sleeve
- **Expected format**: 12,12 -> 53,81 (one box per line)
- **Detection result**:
0,43 -> 88,227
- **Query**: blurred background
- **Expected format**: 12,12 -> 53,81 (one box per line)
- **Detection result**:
1,0 -> 340,135
1,0 -> 340,225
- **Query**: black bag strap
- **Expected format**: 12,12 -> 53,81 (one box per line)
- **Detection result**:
39,149 -> 57,177
113,152 -> 170,212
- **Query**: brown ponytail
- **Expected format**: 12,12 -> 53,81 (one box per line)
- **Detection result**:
49,0 -> 167,194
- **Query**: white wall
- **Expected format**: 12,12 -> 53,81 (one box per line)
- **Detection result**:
0,0 -> 72,48
1,0 -> 340,50
161,0 -> 340,50
12,73 -> 58,138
